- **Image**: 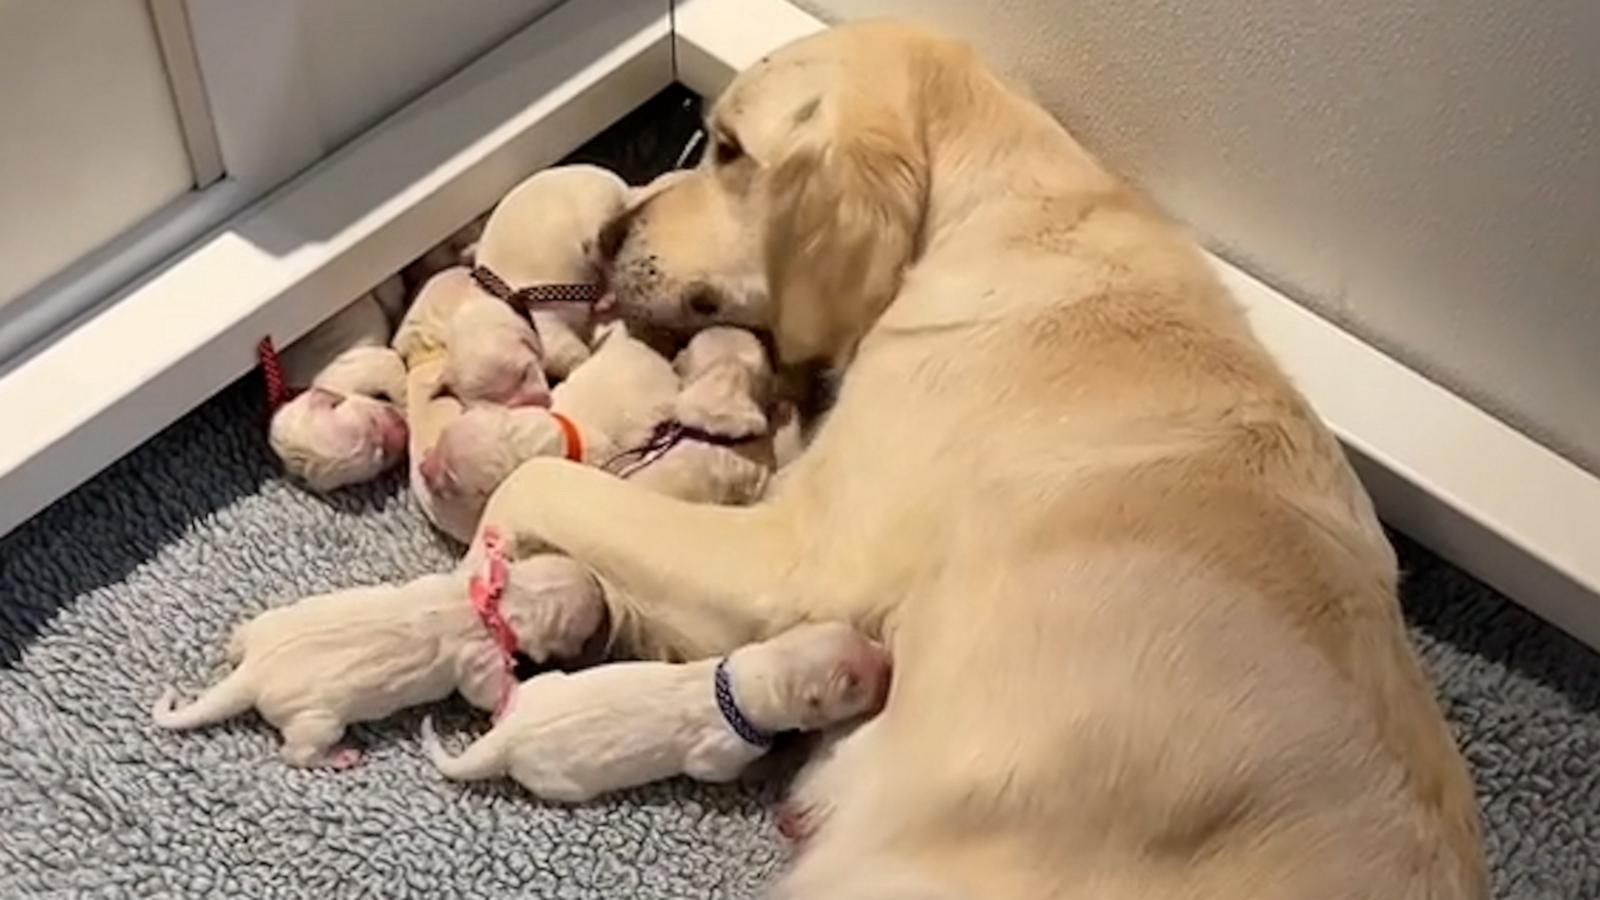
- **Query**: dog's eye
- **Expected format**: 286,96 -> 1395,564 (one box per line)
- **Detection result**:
713,134 -> 744,165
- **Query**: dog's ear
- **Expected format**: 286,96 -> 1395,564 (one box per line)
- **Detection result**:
763,110 -> 926,366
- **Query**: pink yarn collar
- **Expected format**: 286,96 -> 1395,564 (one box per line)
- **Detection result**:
468,528 -> 517,719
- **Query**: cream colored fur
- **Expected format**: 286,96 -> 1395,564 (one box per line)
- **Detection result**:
394,266 -> 550,409
152,555 -> 604,768
268,285 -> 409,491
277,284 -> 396,386
405,361 -> 469,539
315,20 -> 1487,900
625,326 -> 776,505
420,322 -> 677,542
424,324 -> 774,541
443,296 -> 552,409
475,164 -> 629,378
419,621 -> 889,802
395,267 -> 551,538
477,23 -> 1487,900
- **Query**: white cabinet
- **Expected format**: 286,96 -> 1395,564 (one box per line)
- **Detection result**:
0,0 -> 193,308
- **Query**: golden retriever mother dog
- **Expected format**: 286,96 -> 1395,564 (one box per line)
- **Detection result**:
464,21 -> 1490,899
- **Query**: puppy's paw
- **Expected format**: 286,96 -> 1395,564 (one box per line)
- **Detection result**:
330,747 -> 363,770
775,800 -> 819,848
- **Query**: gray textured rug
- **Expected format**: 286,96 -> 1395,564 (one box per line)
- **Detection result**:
4,91 -> 1599,900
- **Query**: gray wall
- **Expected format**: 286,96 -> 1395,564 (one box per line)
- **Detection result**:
796,0 -> 1600,473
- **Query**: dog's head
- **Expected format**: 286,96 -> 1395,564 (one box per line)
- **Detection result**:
269,388 -> 407,492
602,23 -> 972,368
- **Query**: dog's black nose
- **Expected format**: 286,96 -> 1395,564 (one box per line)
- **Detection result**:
684,286 -> 721,318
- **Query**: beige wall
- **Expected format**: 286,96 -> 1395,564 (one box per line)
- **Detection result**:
795,0 -> 1600,473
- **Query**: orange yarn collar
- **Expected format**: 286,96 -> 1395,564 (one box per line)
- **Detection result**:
551,412 -> 584,462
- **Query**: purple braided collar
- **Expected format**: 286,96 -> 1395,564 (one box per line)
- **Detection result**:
601,420 -> 761,479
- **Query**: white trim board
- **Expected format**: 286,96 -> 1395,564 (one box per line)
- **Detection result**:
673,0 -> 1600,650
0,0 -> 674,540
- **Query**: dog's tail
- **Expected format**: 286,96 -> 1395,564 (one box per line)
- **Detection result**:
420,716 -> 505,781
152,670 -> 254,730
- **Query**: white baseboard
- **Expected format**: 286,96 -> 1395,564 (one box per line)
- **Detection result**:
674,0 -> 1600,650
0,0 -> 673,539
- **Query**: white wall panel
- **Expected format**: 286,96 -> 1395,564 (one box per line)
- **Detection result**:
796,0 -> 1600,474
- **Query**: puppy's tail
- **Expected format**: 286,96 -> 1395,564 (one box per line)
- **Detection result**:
420,715 -> 505,782
152,670 -> 254,730
224,623 -> 252,664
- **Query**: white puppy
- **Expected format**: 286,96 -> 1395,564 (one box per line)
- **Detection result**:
620,326 -> 776,505
394,266 -> 552,409
420,326 -> 776,540
419,322 -> 679,541
474,164 -> 629,379
395,268 -> 556,537
268,284 -> 409,491
152,554 -> 604,768
420,622 -> 890,802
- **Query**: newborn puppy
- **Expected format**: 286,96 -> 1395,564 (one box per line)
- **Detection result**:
153,555 -> 604,768
624,326 -> 776,504
474,164 -> 629,379
394,266 -> 551,409
444,296 -> 551,409
268,286 -> 409,491
395,269 -> 473,536
419,321 -> 678,541
420,405 -> 569,542
420,622 -> 890,802
395,268 -> 553,537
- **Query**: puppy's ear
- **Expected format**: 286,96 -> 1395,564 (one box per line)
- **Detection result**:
763,110 -> 926,366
